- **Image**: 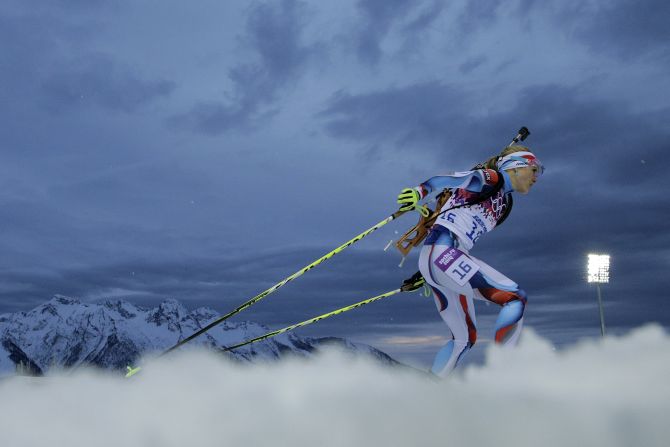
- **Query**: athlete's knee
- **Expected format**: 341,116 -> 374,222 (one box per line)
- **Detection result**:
516,288 -> 528,304
494,298 -> 525,344
509,290 -> 527,319
504,298 -> 525,318
514,292 -> 527,306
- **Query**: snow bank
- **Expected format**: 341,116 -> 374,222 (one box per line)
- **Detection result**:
0,325 -> 668,447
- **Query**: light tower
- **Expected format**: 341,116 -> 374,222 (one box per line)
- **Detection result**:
587,254 -> 610,337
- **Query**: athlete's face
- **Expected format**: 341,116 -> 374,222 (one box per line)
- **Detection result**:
508,165 -> 540,194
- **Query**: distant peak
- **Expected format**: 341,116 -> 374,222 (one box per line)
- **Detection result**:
158,298 -> 187,313
145,298 -> 188,328
103,299 -> 138,319
51,295 -> 81,305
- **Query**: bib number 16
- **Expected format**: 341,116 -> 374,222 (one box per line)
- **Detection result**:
433,247 -> 480,286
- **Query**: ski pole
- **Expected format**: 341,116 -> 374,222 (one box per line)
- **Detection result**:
160,209 -> 409,356
124,274 -> 424,378
220,276 -> 425,352
223,290 -> 401,352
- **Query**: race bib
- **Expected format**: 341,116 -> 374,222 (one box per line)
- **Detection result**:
433,247 -> 480,286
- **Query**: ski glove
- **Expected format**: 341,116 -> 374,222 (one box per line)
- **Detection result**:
397,188 -> 419,210
401,270 -> 425,292
397,188 -> 430,217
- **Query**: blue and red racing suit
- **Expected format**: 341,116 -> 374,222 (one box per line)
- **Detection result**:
414,169 -> 527,377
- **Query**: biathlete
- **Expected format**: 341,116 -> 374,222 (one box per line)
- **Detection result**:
397,146 -> 544,377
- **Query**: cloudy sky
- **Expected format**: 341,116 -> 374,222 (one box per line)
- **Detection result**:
1,0 -> 668,367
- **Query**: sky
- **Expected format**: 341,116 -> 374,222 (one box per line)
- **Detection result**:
1,327 -> 669,446
0,0 -> 669,368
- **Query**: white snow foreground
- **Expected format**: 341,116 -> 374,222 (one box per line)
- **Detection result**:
0,325 -> 668,447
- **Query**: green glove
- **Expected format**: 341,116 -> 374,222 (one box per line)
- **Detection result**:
397,188 -> 420,210
397,188 -> 430,216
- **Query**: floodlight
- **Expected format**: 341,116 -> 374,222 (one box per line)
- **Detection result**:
586,253 -> 611,336
587,254 -> 610,284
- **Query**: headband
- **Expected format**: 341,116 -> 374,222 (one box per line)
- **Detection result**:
496,151 -> 544,174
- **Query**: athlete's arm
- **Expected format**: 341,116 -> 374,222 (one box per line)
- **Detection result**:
417,169 -> 499,198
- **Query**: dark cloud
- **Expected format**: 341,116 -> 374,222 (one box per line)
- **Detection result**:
244,0 -> 313,81
169,0 -> 314,135
510,83 -> 669,170
319,79 -> 669,189
0,12 -> 63,94
314,81 -> 500,155
354,0 -> 413,65
53,0 -> 114,9
566,0 -> 670,61
167,99 -> 276,135
450,0 -> 670,63
514,0 -> 670,61
14,0 -> 118,11
459,55 -> 488,74
400,0 -> 446,34
40,54 -> 175,113
457,0 -> 503,34
319,81 -> 490,164
354,0 -> 446,66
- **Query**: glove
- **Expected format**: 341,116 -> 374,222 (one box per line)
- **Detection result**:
401,271 -> 425,292
397,188 -> 430,217
397,188 -> 420,211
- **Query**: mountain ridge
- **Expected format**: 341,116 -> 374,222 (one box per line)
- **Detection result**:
0,296 -> 398,377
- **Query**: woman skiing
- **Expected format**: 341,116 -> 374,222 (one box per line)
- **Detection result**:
397,146 -> 544,377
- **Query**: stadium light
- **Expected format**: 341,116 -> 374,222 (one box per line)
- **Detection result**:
587,254 -> 610,336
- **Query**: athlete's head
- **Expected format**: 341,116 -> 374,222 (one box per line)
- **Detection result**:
488,145 -> 544,194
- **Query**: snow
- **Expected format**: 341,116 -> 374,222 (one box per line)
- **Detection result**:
0,351 -> 12,372
0,325 -> 668,447
0,296 -> 390,377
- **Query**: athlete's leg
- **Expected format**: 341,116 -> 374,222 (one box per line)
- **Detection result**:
429,288 -> 477,376
469,256 -> 527,346
419,244 -> 477,377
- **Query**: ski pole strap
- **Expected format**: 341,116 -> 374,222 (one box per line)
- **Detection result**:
414,203 -> 430,218
161,209 -> 409,356
222,275 -> 426,353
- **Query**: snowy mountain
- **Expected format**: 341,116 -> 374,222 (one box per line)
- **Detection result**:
0,296 -> 398,377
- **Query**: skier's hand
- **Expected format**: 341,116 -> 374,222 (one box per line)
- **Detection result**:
401,271 -> 425,292
397,188 -> 430,217
397,188 -> 420,211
